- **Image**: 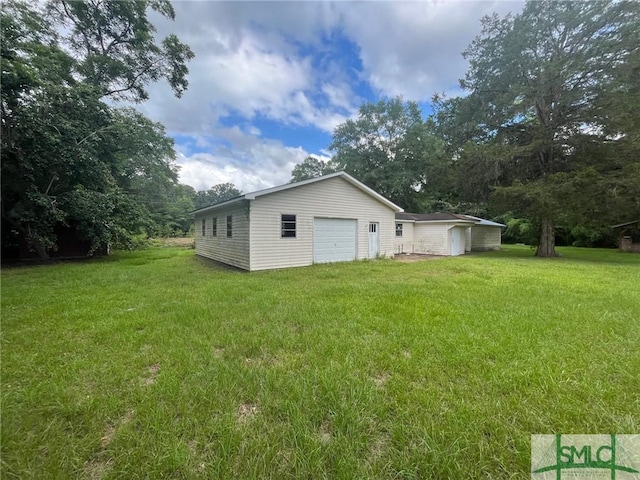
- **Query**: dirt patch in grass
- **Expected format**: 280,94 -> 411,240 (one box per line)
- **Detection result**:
85,410 -> 134,479
373,373 -> 391,388
394,253 -> 448,262
140,363 -> 160,386
244,354 -> 280,368
186,440 -> 207,473
237,403 -> 259,423
212,346 -> 225,358
83,457 -> 114,480
369,436 -> 388,460
101,410 -> 134,448
319,421 -> 332,444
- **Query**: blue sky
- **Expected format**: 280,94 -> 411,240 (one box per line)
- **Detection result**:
138,1 -> 524,194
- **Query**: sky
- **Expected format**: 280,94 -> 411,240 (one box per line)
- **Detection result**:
137,1 -> 525,194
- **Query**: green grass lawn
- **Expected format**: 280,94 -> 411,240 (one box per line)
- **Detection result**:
2,245 -> 639,479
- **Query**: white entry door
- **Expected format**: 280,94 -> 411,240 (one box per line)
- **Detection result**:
313,218 -> 357,263
368,222 -> 379,258
450,227 -> 465,256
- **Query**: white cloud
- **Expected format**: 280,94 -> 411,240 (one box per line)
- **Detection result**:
141,2 -> 359,136
208,33 -> 311,116
322,82 -> 354,111
137,1 -> 527,191
336,1 -> 524,99
175,128 -> 312,193
142,1 -> 525,131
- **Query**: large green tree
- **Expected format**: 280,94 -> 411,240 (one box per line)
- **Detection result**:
194,183 -> 242,210
1,0 -> 194,258
290,156 -> 336,183
330,97 -> 441,211
436,0 -> 640,256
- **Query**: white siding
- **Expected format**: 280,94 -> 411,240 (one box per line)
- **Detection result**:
470,226 -> 502,251
394,221 -> 415,254
412,223 -> 451,255
195,202 -> 250,270
398,222 -> 476,255
396,218 -> 501,255
249,176 -> 396,271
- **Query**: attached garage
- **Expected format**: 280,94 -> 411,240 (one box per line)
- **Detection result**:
194,172 -> 403,271
313,218 -> 357,263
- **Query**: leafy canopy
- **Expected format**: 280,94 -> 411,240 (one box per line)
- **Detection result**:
435,0 -> 640,256
194,183 -> 242,210
1,0 -> 194,258
46,0 -> 194,102
290,156 -> 337,183
329,97 -> 442,211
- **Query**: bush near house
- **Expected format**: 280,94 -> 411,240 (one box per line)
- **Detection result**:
1,246 -> 638,479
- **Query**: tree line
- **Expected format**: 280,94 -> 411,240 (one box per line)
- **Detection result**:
293,1 -> 640,256
2,0 -> 638,259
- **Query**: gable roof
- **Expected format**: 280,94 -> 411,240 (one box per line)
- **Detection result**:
194,171 -> 404,214
396,212 -> 505,227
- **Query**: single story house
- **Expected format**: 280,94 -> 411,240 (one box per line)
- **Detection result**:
194,172 -> 403,271
394,213 -> 505,256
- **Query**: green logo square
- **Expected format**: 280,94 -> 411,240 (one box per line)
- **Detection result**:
531,435 -> 640,479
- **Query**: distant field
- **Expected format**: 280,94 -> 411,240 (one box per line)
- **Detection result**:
2,245 -> 639,479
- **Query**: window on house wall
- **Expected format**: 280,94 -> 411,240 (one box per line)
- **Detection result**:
212,217 -> 217,237
202,218 -> 206,236
281,214 -> 296,238
396,223 -> 403,237
227,215 -> 232,237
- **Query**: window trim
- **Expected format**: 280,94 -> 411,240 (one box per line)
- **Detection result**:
226,215 -> 232,238
281,214 -> 296,238
201,218 -> 206,236
395,223 -> 403,237
212,217 -> 217,237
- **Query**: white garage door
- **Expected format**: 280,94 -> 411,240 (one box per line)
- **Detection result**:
313,218 -> 357,263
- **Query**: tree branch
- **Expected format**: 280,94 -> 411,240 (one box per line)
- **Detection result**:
102,58 -> 163,98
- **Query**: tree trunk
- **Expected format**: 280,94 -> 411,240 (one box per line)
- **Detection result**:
535,217 -> 559,257
30,239 -> 50,260
25,222 -> 49,260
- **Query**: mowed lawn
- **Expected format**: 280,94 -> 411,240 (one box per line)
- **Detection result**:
1,246 -> 639,479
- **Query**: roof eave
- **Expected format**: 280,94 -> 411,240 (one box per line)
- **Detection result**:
193,196 -> 247,214
611,220 -> 640,229
415,220 -> 476,225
